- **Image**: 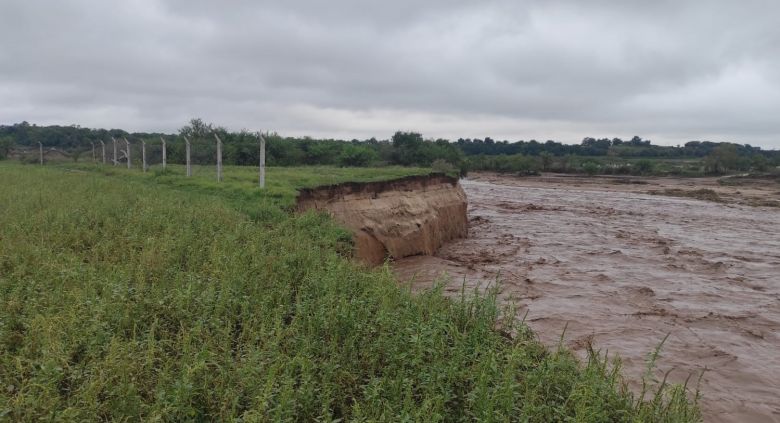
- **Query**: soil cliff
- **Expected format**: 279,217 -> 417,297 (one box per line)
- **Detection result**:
296,174 -> 468,266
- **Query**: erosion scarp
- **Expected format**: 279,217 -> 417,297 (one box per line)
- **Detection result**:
296,174 -> 468,265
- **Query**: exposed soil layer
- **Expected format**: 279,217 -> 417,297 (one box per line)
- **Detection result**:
393,173 -> 780,423
296,174 -> 468,265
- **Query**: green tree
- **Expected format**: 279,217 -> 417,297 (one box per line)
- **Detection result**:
178,118 -> 228,143
750,154 -> 768,172
391,131 -> 424,166
338,144 -> 378,167
539,152 -> 553,171
704,144 -> 740,174
0,136 -> 12,159
305,142 -> 340,165
633,159 -> 654,175
582,161 -> 600,175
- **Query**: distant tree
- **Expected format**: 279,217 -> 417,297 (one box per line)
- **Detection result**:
750,154 -> 768,172
582,161 -> 600,175
704,144 -> 740,174
4,121 -> 779,173
265,135 -> 306,166
633,159 -> 654,175
179,118 -> 225,140
338,144 -> 378,167
557,154 -> 573,172
0,136 -> 12,159
391,131 -> 424,150
304,142 -> 340,165
391,131 -> 424,166
539,152 -> 553,171
226,141 -> 258,166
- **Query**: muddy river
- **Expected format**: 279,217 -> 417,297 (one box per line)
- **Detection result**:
393,174 -> 780,423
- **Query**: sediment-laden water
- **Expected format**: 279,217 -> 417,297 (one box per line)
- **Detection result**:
394,175 -> 780,423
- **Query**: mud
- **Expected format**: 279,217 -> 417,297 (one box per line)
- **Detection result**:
393,173 -> 780,423
296,174 -> 468,265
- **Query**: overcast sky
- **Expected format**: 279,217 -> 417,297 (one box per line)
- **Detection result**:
1,1 -> 779,147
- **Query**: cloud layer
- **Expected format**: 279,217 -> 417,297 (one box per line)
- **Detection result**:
1,0 -> 779,147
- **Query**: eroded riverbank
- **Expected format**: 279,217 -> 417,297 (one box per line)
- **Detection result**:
393,173 -> 780,423
296,173 -> 467,265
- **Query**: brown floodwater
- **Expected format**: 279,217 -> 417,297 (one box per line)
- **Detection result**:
393,174 -> 780,423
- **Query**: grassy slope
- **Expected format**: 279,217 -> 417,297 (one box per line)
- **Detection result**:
73,162 -> 433,208
0,163 -> 699,421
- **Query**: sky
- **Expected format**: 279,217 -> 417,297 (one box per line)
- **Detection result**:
1,1 -> 779,148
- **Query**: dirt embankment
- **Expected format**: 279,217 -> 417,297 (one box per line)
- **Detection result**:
296,174 -> 468,265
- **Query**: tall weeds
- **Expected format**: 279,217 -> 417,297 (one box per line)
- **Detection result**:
0,164 -> 699,421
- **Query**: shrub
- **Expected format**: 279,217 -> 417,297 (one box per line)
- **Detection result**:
0,136 -> 12,159
633,159 -> 655,175
431,159 -> 457,175
338,145 -> 378,167
582,161 -> 600,175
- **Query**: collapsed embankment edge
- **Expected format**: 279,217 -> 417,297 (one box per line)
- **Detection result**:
296,173 -> 468,265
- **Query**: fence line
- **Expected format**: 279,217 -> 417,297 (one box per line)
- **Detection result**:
26,133 -> 267,188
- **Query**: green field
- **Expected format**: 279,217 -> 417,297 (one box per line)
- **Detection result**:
70,162 -> 434,208
0,163 -> 699,421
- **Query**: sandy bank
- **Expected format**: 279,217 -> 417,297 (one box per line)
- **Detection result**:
296,174 -> 468,265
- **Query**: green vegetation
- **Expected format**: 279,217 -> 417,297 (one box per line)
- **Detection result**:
0,163 -> 699,421
68,163 -> 431,211
3,120 -> 778,177
0,136 -> 11,160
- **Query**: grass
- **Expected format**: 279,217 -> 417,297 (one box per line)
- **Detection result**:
0,162 -> 700,421
66,162 -> 433,211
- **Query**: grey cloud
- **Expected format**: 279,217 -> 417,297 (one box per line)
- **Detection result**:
1,0 -> 779,147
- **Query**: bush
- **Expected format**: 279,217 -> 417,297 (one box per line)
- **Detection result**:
582,161 -> 600,175
633,159 -> 655,175
431,159 -> 457,175
338,145 -> 378,167
0,136 -> 12,160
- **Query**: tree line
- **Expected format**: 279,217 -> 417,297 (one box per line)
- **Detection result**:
2,120 -> 778,175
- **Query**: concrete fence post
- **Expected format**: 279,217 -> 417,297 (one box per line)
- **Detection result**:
100,140 -> 106,164
160,136 -> 167,171
142,140 -> 147,172
183,136 -> 192,177
39,142 -> 43,165
124,138 -> 131,169
259,133 -> 266,188
214,133 -> 223,182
